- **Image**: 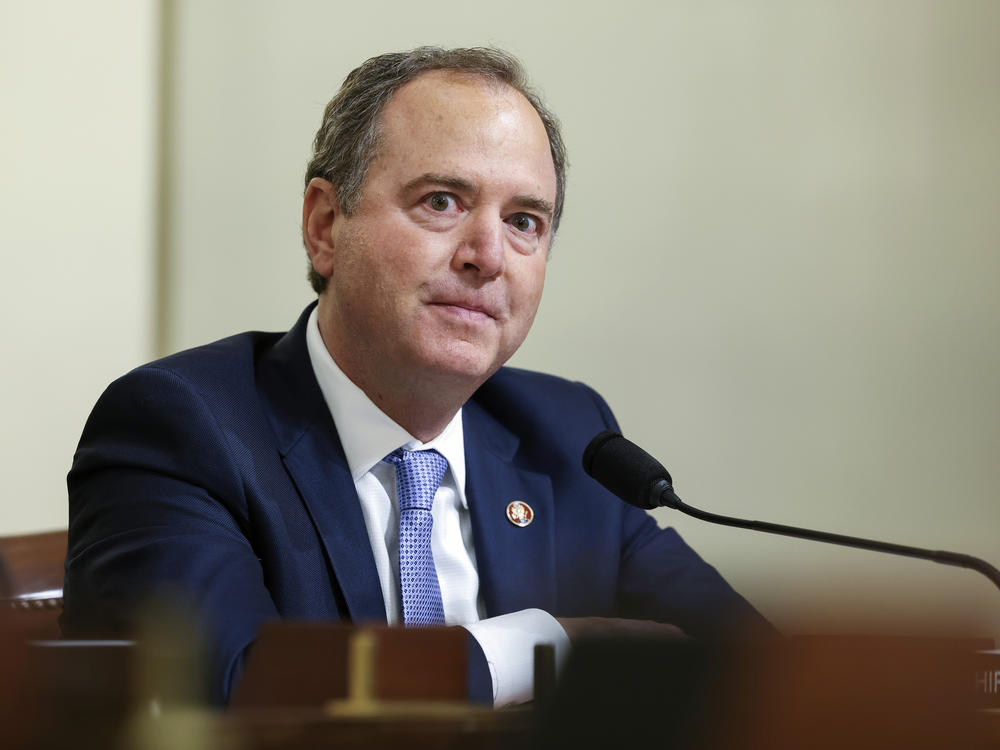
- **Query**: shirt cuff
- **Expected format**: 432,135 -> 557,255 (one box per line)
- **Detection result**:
463,608 -> 570,707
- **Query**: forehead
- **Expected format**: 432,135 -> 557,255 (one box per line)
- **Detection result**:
385,70 -> 519,121
368,71 -> 557,201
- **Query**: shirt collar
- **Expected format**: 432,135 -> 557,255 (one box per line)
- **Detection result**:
304,306 -> 468,506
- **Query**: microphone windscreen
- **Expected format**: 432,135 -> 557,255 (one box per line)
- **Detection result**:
582,431 -> 673,510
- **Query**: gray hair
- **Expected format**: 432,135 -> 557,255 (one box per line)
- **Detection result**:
304,46 -> 568,294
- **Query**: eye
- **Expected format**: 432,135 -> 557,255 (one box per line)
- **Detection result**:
509,213 -> 538,233
427,193 -> 455,212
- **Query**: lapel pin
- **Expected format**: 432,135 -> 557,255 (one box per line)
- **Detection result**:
505,500 -> 534,527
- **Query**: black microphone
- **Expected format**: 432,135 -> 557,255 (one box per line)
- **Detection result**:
581,430 -> 678,510
583,430 -> 1000,593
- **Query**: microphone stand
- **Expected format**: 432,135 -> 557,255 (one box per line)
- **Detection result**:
652,479 -> 1000,593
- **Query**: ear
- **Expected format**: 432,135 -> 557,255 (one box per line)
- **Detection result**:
302,178 -> 340,282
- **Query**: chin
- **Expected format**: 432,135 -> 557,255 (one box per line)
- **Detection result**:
434,358 -> 499,385
417,344 -> 503,386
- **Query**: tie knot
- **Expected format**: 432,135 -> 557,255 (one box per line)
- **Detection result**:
384,449 -> 449,512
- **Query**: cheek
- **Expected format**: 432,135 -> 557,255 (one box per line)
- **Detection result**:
505,261 -> 547,343
339,222 -> 410,294
514,259 -> 547,312
365,219 -> 438,280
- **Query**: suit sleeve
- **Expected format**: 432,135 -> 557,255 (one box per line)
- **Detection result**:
62,366 -> 279,704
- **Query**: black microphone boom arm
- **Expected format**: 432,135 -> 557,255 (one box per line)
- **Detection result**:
584,431 -> 1000,594
653,477 -> 1000,592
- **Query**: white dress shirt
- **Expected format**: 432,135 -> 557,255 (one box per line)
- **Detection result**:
304,307 -> 567,705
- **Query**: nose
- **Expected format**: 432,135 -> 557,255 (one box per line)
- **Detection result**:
453,212 -> 504,279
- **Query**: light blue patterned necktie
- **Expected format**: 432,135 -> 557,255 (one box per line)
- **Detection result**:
384,448 -> 449,626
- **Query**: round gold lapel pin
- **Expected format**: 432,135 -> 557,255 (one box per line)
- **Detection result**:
505,500 -> 534,527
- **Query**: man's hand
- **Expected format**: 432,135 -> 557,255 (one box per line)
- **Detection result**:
556,617 -> 688,642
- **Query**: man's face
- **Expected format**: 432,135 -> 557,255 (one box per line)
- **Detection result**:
315,71 -> 557,392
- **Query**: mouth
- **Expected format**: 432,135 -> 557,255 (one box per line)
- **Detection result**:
428,299 -> 499,323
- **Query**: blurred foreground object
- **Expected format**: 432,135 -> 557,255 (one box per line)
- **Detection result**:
0,530 -> 66,640
535,633 -> 999,749
4,615 -> 1000,748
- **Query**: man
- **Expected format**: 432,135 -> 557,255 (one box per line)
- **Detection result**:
63,47 -> 768,706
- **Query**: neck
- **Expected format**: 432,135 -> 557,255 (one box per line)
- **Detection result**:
317,315 -> 479,444
351,370 -> 469,443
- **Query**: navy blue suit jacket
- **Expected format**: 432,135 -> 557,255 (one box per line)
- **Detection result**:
63,305 -> 766,703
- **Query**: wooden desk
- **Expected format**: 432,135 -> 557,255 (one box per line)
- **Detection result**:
4,627 -> 999,749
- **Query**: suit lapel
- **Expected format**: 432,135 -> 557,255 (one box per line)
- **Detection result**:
258,307 -> 558,622
256,305 -> 386,624
463,399 -> 556,617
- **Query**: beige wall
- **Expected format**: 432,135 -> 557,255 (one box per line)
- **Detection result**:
1,1 -> 158,534
6,1 -> 999,637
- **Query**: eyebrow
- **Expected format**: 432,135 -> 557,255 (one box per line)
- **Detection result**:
403,172 -> 555,221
